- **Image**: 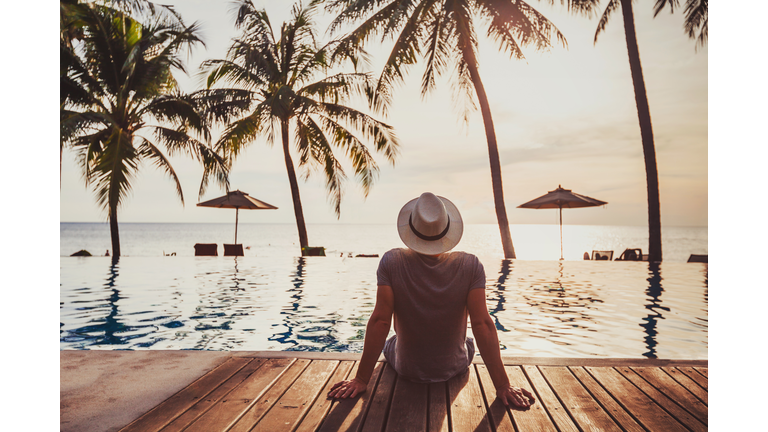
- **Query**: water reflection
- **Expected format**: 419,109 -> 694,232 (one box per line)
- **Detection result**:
190,257 -> 247,350
60,261 -> 154,347
640,263 -> 670,358
59,257 -> 707,358
268,257 -> 351,351
487,259 -> 512,332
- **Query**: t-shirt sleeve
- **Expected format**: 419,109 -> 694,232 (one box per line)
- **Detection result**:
469,255 -> 486,291
376,250 -> 393,286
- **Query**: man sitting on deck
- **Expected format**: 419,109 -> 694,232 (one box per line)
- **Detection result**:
328,192 -> 535,408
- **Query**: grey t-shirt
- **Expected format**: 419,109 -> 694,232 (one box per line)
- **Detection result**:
377,248 -> 486,382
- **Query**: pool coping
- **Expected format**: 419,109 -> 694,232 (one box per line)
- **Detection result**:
60,350 -> 707,432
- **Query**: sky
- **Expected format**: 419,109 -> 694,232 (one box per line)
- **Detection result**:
58,0 -> 709,228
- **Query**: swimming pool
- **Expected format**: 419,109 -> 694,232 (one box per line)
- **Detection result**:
60,255 -> 707,359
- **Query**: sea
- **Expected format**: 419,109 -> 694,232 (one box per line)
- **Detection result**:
60,223 -> 708,359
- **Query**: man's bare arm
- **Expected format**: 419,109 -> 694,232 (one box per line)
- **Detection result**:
328,285 -> 394,399
467,288 -> 534,407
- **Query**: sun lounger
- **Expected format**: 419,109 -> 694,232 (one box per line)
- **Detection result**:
591,250 -> 613,261
687,254 -> 708,263
194,243 -> 218,256
615,248 -> 643,261
224,244 -> 244,256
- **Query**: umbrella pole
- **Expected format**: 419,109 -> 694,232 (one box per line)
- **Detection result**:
235,208 -> 239,244
559,206 -> 563,260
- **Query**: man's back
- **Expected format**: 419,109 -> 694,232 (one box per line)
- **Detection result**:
377,248 -> 485,382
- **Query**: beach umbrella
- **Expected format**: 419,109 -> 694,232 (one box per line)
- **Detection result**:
518,185 -> 607,260
197,190 -> 277,244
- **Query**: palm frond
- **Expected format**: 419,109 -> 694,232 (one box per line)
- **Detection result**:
371,0 -> 434,113
684,0 -> 707,48
295,117 -> 347,217
594,0 -> 621,44
653,0 -> 680,17
136,138 -> 185,205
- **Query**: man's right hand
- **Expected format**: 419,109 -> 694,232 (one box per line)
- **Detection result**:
497,386 -> 536,408
328,378 -> 367,399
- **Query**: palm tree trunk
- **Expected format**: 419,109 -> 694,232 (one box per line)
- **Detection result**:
281,119 -> 310,253
460,46 -> 516,259
621,0 -> 662,262
109,205 -> 120,262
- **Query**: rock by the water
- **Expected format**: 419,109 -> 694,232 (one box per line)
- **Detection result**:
70,250 -> 92,257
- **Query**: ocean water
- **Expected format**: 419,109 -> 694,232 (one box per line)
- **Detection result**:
60,223 -> 707,263
60,223 -> 707,359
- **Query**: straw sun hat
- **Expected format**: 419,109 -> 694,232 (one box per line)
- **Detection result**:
397,192 -> 463,255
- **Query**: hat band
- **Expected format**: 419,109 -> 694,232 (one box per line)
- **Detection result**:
409,214 -> 450,241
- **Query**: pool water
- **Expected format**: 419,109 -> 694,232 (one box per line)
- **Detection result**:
60,255 -> 707,359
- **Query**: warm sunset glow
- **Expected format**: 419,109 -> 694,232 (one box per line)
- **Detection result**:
59,1 -> 707,229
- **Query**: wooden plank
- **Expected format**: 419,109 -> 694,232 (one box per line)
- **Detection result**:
569,367 -> 645,432
504,365 -> 556,431
539,366 -> 621,431
676,366 -> 709,392
617,367 -> 706,431
586,366 -> 689,432
295,361 -> 355,432
252,360 -> 340,432
636,367 -> 708,419
695,367 -> 708,378
474,365 -> 514,432
360,363 -> 398,432
161,359 -> 268,432
120,357 -> 251,432
184,358 -> 295,432
428,382 -> 450,432
385,377 -> 428,431
523,365 -> 579,432
447,367 -> 491,432
228,359 -> 311,432
318,361 -> 385,432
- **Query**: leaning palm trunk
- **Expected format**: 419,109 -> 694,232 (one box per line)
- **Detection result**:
620,0 -> 662,262
461,45 -> 516,259
281,120 -> 310,251
109,206 -> 120,262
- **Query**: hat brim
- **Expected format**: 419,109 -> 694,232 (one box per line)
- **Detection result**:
397,195 -> 463,255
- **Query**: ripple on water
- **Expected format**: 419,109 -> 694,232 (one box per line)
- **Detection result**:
60,257 -> 707,358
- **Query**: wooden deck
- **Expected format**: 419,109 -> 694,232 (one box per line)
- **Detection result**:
119,354 -> 707,432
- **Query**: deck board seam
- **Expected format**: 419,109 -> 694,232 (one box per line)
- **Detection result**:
520,365 -> 563,432
240,359 -> 312,431
178,358 -> 271,432
223,358 -> 298,432
379,371 -> 398,432
536,365 -> 584,432
356,361 -> 384,432
119,357 -> 253,432
620,367 -> 707,431
565,366 -> 631,432
675,367 -> 709,401
290,360 -> 341,432
659,367 -> 709,411
581,366 -> 649,432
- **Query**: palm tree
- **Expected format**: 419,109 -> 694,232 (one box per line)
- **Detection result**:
203,1 -> 399,255
321,0 -> 569,259
61,1 -> 230,261
653,0 -> 707,49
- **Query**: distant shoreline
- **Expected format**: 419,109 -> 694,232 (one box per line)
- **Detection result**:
59,221 -> 709,228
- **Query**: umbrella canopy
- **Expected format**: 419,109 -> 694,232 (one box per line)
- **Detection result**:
197,190 -> 277,244
518,185 -> 607,259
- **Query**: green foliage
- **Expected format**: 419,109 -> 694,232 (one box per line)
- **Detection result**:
320,0 -> 567,120
61,0 -> 231,256
204,0 -> 399,217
